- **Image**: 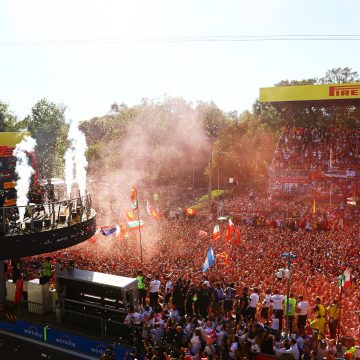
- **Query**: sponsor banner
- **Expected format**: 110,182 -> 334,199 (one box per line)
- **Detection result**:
14,320 -> 44,341
272,177 -> 308,184
0,320 -> 133,359
0,132 -> 31,147
259,82 -> 360,103
45,327 -> 107,356
0,320 -> 17,332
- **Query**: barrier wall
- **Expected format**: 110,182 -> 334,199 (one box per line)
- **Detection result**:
0,319 -> 132,359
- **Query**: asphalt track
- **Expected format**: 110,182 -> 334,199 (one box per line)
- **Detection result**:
0,332 -> 98,360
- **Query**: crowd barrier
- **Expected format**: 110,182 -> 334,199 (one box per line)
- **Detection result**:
0,319 -> 133,359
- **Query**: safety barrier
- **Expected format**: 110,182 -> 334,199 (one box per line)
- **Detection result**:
1,193 -> 92,235
0,318 -> 133,359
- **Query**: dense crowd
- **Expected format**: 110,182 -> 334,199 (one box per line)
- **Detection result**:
272,128 -> 360,171
222,194 -> 359,231
15,193 -> 359,359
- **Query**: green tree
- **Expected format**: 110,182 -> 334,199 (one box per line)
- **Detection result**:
319,67 -> 360,84
0,101 -> 22,132
24,99 -> 68,178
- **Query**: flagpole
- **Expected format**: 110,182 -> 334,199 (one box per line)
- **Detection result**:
137,201 -> 143,267
337,284 -> 343,344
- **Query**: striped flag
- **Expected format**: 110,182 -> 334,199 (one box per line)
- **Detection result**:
212,224 -> 220,241
225,218 -> 235,242
130,186 -> 138,210
127,220 -> 144,229
338,268 -> 351,289
202,245 -> 215,272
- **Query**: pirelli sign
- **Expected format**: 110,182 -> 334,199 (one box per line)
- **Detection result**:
259,82 -> 360,103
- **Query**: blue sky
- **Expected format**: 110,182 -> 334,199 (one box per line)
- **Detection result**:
1,0 -> 359,121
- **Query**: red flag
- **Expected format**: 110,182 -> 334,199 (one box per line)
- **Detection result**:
151,209 -> 159,220
212,224 -> 220,241
185,207 -> 197,216
216,251 -> 230,266
225,218 -> 235,243
235,226 -> 241,245
127,211 -> 135,221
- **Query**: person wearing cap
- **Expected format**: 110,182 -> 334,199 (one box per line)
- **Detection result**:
310,296 -> 326,340
327,299 -> 340,340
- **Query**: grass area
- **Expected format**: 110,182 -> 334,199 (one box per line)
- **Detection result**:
190,190 -> 227,210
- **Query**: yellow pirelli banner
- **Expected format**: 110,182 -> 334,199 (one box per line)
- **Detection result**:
0,132 -> 31,147
259,82 -> 360,102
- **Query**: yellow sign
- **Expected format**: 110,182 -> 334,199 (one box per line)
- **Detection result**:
259,83 -> 360,102
0,132 -> 31,147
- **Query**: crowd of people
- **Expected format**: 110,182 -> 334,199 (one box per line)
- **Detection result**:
271,128 -> 360,171
222,194 -> 359,231
12,192 -> 358,359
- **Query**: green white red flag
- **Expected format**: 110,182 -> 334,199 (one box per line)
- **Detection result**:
338,268 -> 351,289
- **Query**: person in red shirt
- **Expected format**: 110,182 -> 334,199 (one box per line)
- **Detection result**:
14,274 -> 24,305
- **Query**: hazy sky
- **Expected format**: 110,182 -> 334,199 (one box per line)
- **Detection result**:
1,0 -> 359,121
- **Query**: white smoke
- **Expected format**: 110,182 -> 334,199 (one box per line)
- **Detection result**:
64,119 -> 88,198
13,136 -> 37,223
64,148 -> 74,198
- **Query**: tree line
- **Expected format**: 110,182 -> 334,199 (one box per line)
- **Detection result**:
0,67 -> 359,189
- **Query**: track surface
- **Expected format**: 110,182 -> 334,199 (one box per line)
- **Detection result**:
0,332 -> 95,360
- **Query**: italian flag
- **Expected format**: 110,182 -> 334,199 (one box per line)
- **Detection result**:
212,224 -> 220,241
338,268 -> 351,289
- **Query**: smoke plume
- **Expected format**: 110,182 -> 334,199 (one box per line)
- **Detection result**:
65,119 -> 88,198
14,135 -> 37,223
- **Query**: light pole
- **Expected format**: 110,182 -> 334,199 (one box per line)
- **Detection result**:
281,252 -> 297,339
208,143 -> 213,218
192,157 -> 195,201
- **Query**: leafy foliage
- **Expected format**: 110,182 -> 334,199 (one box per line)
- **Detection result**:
22,99 -> 68,178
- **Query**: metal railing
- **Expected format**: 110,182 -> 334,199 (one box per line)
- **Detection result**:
0,193 -> 93,235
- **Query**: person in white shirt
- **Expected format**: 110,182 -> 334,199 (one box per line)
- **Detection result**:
228,335 -> 239,359
149,275 -> 161,311
164,277 -> 173,305
297,295 -> 309,333
247,288 -> 259,321
274,339 -> 299,360
124,305 -> 143,325
261,288 -> 272,323
271,312 -> 280,336
271,290 -> 284,334
190,328 -> 202,355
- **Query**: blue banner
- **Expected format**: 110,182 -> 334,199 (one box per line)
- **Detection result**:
45,327 -> 108,357
14,320 -> 44,342
0,320 -> 133,359
0,320 -> 17,332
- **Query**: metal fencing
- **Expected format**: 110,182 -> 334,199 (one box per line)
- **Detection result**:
1,193 -> 92,235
